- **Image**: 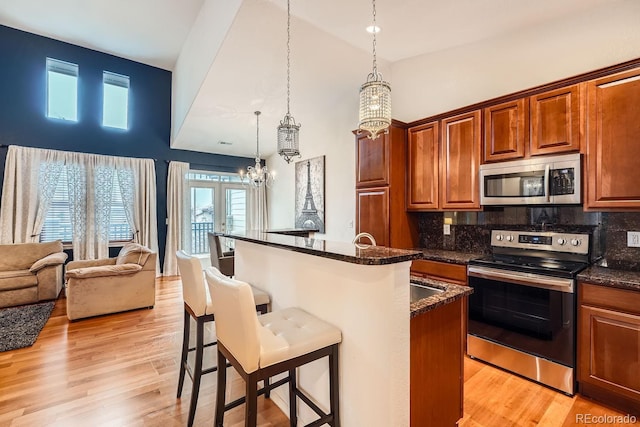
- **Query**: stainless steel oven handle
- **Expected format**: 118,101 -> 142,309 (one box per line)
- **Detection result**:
468,265 -> 574,293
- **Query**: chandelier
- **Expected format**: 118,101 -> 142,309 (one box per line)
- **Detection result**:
241,111 -> 274,189
277,0 -> 301,163
358,0 -> 391,140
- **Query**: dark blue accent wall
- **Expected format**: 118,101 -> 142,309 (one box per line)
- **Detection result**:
0,24 -> 254,269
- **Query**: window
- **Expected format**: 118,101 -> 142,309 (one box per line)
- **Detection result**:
46,58 -> 78,121
40,168 -> 133,243
103,71 -> 129,129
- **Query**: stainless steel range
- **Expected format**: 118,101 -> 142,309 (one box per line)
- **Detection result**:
467,229 -> 591,395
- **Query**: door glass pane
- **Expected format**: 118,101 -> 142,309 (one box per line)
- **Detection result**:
225,188 -> 246,233
190,187 -> 214,254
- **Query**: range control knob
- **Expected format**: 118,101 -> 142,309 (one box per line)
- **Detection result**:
557,238 -> 567,246
496,234 -> 504,241
571,238 -> 581,247
506,235 -> 514,242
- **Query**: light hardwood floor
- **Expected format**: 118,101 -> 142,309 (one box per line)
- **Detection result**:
1,277 -> 637,427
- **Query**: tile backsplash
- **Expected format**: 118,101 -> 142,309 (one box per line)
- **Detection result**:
415,208 -> 640,271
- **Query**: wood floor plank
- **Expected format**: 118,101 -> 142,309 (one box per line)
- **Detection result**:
1,277 -> 638,426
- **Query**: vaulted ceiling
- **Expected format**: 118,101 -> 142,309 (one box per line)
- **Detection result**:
0,0 -> 616,157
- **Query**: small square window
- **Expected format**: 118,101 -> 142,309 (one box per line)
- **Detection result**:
46,58 -> 78,122
103,71 -> 129,130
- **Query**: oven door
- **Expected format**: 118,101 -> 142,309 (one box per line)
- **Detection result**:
467,265 -> 575,368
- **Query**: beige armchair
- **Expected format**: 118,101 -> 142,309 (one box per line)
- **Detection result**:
65,243 -> 156,320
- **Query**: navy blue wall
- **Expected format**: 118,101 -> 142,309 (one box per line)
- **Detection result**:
0,24 -> 253,268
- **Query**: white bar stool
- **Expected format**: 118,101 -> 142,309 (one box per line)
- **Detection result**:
175,251 -> 270,427
205,268 -> 342,427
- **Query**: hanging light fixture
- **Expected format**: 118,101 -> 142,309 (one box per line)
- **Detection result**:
358,0 -> 391,140
277,0 -> 301,163
241,111 -> 274,188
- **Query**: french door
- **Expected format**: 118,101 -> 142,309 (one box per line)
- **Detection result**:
188,172 -> 247,254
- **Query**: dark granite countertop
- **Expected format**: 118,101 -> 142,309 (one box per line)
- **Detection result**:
410,275 -> 473,318
224,231 -> 422,265
577,266 -> 640,292
413,248 -> 483,265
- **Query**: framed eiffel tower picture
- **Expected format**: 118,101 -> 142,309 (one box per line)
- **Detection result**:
295,155 -> 325,233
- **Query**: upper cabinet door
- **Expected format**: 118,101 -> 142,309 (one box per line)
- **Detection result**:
441,110 -> 482,210
483,99 -> 528,163
586,67 -> 640,209
356,131 -> 389,188
530,84 -> 581,156
407,122 -> 439,210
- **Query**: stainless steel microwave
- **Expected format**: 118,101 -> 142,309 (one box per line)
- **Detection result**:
480,153 -> 581,205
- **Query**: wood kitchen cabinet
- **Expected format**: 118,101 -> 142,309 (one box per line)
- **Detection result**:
441,111 -> 482,210
407,122 -> 439,210
585,67 -> 640,210
356,131 -> 389,188
407,111 -> 481,211
356,187 -> 390,247
530,84 -> 582,156
411,297 -> 464,426
578,282 -> 640,414
410,259 -> 467,285
483,99 -> 528,162
354,124 -> 417,248
483,84 -> 581,163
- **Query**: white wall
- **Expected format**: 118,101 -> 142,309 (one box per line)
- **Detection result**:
171,0 -> 242,142
393,0 -> 640,122
268,0 -> 640,241
266,20 -> 391,243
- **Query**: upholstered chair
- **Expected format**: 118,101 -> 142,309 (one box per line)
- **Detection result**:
205,269 -> 342,427
175,251 -> 270,427
65,243 -> 156,320
207,232 -> 234,277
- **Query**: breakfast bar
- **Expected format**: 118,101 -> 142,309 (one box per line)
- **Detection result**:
225,231 -> 421,426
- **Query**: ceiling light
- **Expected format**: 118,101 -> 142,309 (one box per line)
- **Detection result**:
366,25 -> 381,34
241,111 -> 274,189
358,0 -> 391,140
277,0 -> 301,164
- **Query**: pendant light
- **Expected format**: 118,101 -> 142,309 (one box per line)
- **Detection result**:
241,111 -> 274,189
277,0 -> 301,163
358,0 -> 391,140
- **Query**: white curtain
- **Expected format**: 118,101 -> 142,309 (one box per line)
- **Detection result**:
0,146 -> 64,243
0,146 -> 158,264
163,161 -> 190,276
249,185 -> 268,231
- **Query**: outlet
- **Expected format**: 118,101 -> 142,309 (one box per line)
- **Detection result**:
443,224 -> 451,235
347,220 -> 354,229
627,231 -> 640,247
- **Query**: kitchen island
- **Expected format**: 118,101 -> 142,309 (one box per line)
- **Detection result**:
225,231 -> 421,426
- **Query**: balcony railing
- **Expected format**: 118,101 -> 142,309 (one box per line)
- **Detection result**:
192,222 -> 214,254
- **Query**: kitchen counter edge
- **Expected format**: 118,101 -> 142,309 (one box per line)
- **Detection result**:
577,266 -> 640,292
410,275 -> 473,318
224,231 -> 422,265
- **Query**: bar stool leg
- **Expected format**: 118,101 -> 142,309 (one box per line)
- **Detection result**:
246,372 -> 258,427
187,318 -> 205,427
329,345 -> 340,427
264,376 -> 271,399
177,309 -> 190,398
288,368 -> 297,427
215,349 -> 227,427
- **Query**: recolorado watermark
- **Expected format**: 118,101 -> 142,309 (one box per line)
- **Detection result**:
576,413 -> 637,424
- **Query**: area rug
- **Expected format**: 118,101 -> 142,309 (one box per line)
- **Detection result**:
0,301 -> 55,352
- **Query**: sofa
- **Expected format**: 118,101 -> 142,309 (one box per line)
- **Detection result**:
65,243 -> 157,320
0,240 -> 68,308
